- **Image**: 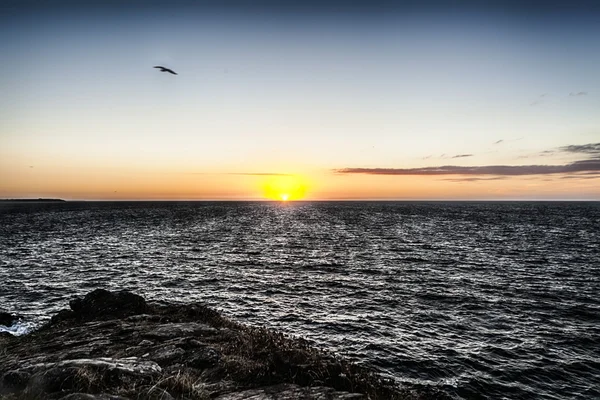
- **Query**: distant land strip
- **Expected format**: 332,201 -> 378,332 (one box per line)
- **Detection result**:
0,198 -> 66,202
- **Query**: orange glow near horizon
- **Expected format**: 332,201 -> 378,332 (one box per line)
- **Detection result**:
0,161 -> 599,200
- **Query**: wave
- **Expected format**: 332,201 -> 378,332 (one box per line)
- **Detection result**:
0,321 -> 35,336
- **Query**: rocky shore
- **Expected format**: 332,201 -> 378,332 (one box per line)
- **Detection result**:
0,290 -> 449,399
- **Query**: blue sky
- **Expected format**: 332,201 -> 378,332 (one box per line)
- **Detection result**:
1,0 -> 599,199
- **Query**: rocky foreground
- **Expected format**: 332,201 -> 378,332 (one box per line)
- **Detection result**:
0,290 -> 449,400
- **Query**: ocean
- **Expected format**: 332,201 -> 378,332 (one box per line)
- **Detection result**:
1,201 -> 599,399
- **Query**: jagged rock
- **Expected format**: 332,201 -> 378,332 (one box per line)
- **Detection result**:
67,289 -> 147,321
214,383 -> 365,399
51,309 -> 77,323
0,290 -> 448,400
0,311 -> 21,327
6,358 -> 162,399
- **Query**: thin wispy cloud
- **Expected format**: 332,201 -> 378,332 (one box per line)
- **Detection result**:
560,174 -> 600,180
189,172 -> 293,176
224,173 -> 294,176
451,154 -> 473,159
423,153 -> 473,160
494,137 -> 523,145
569,91 -> 588,96
442,177 -> 506,182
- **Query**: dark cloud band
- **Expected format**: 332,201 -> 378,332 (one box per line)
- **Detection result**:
336,143 -> 600,176
560,143 -> 600,155
335,159 -> 600,176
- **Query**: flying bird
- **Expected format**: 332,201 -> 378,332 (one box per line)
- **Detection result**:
153,66 -> 177,75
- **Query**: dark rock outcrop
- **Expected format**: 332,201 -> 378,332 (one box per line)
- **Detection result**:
0,312 -> 22,327
0,290 -> 449,400
62,289 -> 148,322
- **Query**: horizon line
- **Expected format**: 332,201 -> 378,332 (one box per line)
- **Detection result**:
2,198 -> 599,202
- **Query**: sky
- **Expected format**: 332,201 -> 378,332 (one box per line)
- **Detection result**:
1,0 -> 600,200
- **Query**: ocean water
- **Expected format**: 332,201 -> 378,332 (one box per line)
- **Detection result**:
1,201 -> 599,399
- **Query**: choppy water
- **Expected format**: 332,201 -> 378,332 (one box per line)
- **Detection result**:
1,201 -> 599,399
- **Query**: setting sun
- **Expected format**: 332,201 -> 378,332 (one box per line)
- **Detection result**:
261,175 -> 307,201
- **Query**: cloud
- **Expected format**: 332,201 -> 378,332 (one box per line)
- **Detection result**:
224,172 -> 293,176
569,92 -> 588,96
560,174 -> 600,180
451,154 -> 473,159
559,142 -> 600,155
334,159 -> 600,177
495,137 -> 523,145
190,172 -> 293,176
335,142 -> 600,180
442,177 -> 506,182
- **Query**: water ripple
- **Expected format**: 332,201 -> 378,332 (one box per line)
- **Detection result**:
1,201 -> 599,399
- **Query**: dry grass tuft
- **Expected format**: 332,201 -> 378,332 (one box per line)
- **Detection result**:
145,370 -> 208,399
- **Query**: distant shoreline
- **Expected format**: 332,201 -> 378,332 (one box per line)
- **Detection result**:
0,199 -> 66,202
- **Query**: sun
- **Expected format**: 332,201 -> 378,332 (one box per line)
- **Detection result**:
262,175 -> 307,201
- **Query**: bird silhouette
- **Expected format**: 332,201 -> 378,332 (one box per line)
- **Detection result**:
153,66 -> 178,75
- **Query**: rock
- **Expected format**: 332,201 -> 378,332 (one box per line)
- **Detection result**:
187,347 -> 220,369
199,380 -> 238,395
1,370 -> 31,391
150,345 -> 186,365
143,322 -> 218,340
126,314 -> 161,323
14,358 -> 162,398
214,383 -> 365,399
68,289 -> 147,321
0,311 -> 21,327
59,394 -> 130,400
22,358 -> 162,377
27,366 -> 81,394
0,290 -> 447,400
51,309 -> 76,323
